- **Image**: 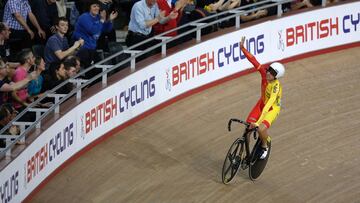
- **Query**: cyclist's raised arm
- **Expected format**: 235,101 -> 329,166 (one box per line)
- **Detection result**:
240,37 -> 261,69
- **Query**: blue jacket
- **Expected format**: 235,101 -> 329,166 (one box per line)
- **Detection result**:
72,12 -> 113,50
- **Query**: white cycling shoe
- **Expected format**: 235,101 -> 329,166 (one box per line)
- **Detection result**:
260,147 -> 268,159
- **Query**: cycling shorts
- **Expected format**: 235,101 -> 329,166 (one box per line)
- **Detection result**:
246,99 -> 279,128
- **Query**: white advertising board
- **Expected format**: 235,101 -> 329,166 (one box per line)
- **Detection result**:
270,2 -> 360,59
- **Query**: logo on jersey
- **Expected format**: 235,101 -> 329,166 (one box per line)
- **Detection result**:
273,84 -> 278,93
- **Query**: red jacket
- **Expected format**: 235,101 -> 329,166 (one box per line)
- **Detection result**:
154,0 -> 178,36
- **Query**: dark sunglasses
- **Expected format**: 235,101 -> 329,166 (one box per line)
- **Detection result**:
267,67 -> 277,77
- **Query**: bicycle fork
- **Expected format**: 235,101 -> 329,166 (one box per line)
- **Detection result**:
239,130 -> 252,169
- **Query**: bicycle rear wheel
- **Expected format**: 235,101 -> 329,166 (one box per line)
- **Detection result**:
249,138 -> 271,180
222,138 -> 244,184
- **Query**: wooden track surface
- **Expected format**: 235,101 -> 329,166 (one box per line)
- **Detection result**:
31,47 -> 360,203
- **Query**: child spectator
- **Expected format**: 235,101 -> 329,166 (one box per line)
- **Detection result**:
44,17 -> 84,70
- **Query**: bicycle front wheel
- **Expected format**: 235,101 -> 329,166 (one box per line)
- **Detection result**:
222,138 -> 244,184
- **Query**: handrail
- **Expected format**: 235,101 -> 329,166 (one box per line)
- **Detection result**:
0,0 -> 321,158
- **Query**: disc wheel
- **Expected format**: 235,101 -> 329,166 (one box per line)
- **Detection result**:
249,139 -> 271,181
222,138 -> 244,184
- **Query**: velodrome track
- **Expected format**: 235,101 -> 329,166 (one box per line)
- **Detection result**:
30,46 -> 360,202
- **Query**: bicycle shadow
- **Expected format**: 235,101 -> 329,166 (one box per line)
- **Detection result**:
186,152 -> 222,183
189,155 -> 250,184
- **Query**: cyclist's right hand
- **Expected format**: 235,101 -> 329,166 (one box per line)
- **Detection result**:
249,122 -> 258,129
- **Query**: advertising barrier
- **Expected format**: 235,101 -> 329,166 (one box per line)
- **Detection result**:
0,2 -> 359,202
271,3 -> 360,59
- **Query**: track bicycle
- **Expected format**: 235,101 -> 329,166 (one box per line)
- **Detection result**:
222,118 -> 271,184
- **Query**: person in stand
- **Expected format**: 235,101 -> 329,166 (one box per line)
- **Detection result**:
44,17 -> 84,70
153,0 -> 184,37
41,56 -> 78,94
72,0 -> 118,70
125,0 -> 178,50
0,59 -> 39,106
11,49 -> 36,114
0,103 -> 21,147
3,0 -> 46,53
0,22 -> 11,60
29,0 -> 59,43
27,57 -> 46,102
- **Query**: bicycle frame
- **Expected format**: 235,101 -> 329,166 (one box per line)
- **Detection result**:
228,118 -> 259,163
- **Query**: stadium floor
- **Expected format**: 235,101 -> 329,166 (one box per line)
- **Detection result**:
30,46 -> 360,202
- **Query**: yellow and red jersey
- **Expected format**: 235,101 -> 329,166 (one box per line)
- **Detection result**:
241,46 -> 282,127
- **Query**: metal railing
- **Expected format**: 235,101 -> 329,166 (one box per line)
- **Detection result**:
0,0 -> 327,158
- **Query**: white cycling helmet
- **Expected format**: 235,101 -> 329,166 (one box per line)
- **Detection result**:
269,62 -> 285,78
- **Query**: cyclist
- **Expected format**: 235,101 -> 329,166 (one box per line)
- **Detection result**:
240,36 -> 285,159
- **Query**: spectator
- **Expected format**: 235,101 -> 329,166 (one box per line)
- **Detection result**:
202,0 -> 224,13
0,0 -> 5,21
72,0 -> 118,69
153,0 -> 182,37
70,2 -> 81,28
237,0 -> 269,23
0,22 -> 19,64
11,49 -> 35,113
41,56 -> 77,94
0,22 -> 21,67
0,103 -> 21,148
97,0 -> 118,52
289,0 -> 315,10
0,103 -> 19,134
29,0 -> 59,43
125,0 -> 177,49
65,55 -> 82,73
44,17 -> 84,70
28,56 -> 45,100
3,0 -> 46,54
0,22 -> 12,60
0,58 -> 38,106
203,0 -> 241,13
